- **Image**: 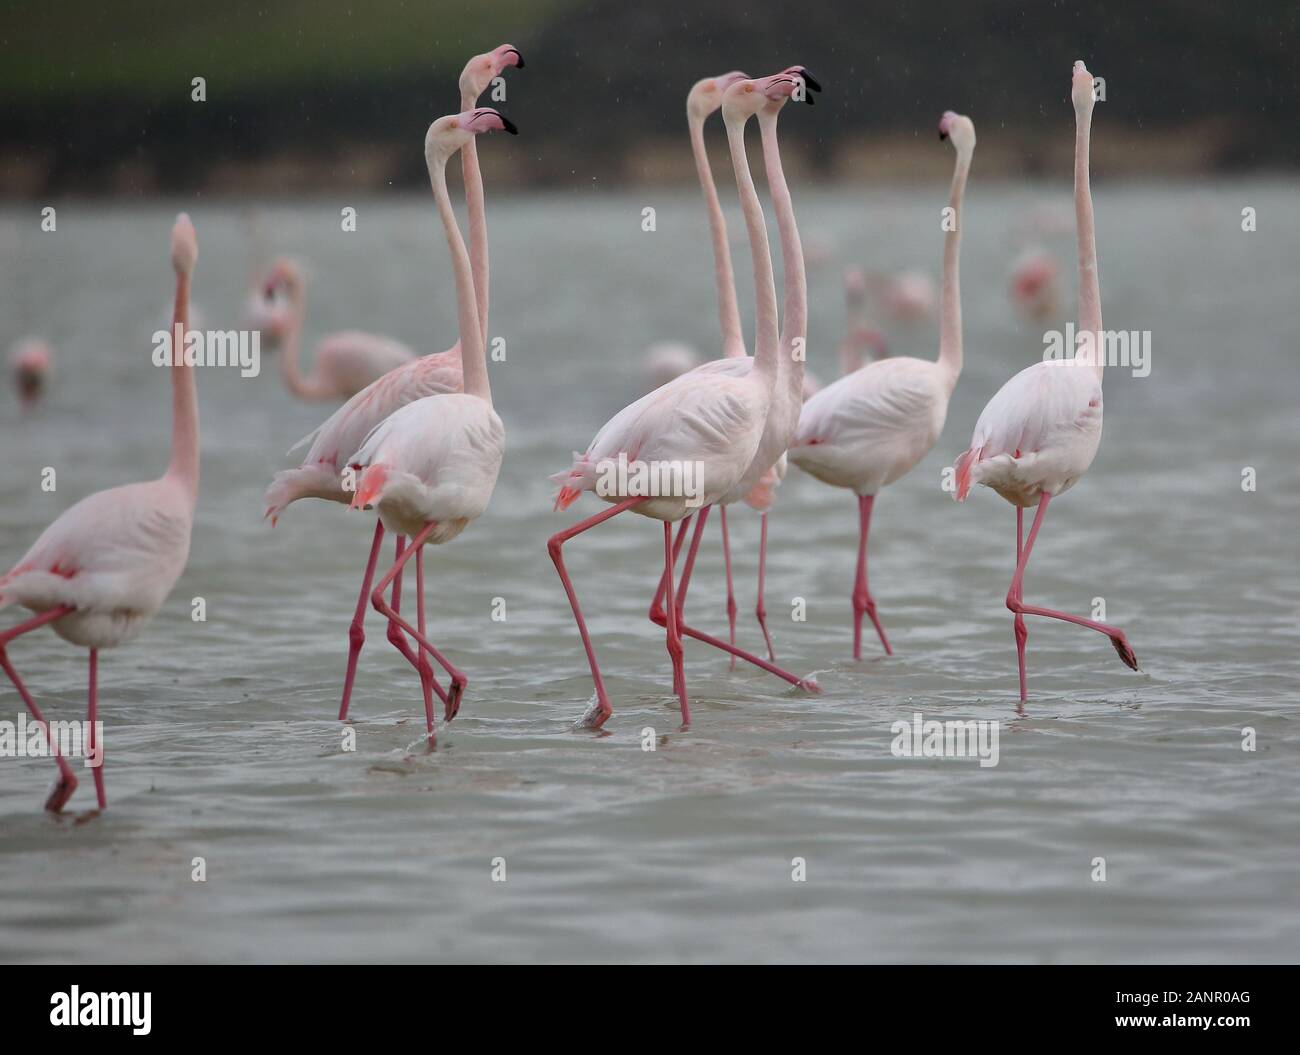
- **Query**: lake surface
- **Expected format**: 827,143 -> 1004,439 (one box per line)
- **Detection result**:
1,182 -> 1297,963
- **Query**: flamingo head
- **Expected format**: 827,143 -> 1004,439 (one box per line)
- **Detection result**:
9,338 -> 51,408
459,44 -> 524,103
254,257 -> 304,339
687,71 -> 749,118
938,110 -> 976,152
170,213 -> 197,276
729,68 -> 820,119
1071,60 -> 1096,113
425,108 -> 518,164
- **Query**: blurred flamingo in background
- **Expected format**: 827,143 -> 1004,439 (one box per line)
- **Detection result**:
549,73 -> 822,729
790,109 -> 975,659
952,62 -> 1138,707
838,266 -> 888,375
0,215 -> 200,812
344,108 -> 514,739
643,340 -> 701,388
1008,246 -> 1061,322
872,268 -> 935,325
8,337 -> 52,410
256,256 -> 417,401
264,45 -> 523,726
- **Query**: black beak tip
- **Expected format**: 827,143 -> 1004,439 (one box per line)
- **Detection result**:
939,131 -> 948,141
507,47 -> 525,69
501,116 -> 519,135
799,69 -> 823,93
803,94 -> 816,106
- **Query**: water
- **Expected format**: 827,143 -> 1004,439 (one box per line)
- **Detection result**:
1,182 -> 1297,963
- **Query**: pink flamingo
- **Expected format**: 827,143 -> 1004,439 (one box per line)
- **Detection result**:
264,46 -> 521,725
0,215 -> 200,812
647,68 -> 818,678
788,110 -> 975,659
838,266 -> 888,375
344,107 -> 513,739
9,337 -> 53,410
256,257 -> 417,401
952,62 -> 1138,705
549,73 -> 820,729
643,340 -> 702,389
872,268 -> 936,325
1008,246 -> 1060,322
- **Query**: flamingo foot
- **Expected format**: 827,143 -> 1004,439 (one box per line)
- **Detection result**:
44,768 -> 78,813
797,677 -> 823,695
1111,634 -> 1139,671
574,695 -> 611,730
444,677 -> 466,722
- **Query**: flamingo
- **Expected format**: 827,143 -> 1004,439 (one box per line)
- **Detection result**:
951,62 -> 1139,705
788,109 -> 976,659
838,266 -> 888,375
256,257 -> 417,401
263,45 -> 522,725
343,107 -> 514,739
9,337 -> 53,410
0,214 -> 200,812
1008,246 -> 1061,322
548,72 -> 820,729
873,269 -> 936,325
660,67 -> 821,675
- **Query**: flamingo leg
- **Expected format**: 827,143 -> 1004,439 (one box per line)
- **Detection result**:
852,494 -> 892,659
1014,507 -> 1028,705
1005,492 -> 1139,704
0,606 -> 78,812
88,648 -> 105,809
414,545 -> 443,723
719,505 -> 738,669
662,522 -> 690,725
649,515 -> 692,626
370,524 -> 464,737
668,506 -> 711,696
338,519 -> 385,721
383,535 -> 447,722
548,497 -> 646,727
754,511 -> 775,662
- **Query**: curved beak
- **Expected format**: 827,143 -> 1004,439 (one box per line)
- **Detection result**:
506,47 -> 525,69
794,67 -> 822,94
500,114 -> 519,135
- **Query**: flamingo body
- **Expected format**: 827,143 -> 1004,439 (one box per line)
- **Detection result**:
264,350 -> 463,520
953,359 -> 1102,507
790,356 -> 952,495
349,393 -> 504,541
0,479 -> 193,648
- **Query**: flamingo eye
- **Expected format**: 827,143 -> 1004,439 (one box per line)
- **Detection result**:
449,119 -> 459,129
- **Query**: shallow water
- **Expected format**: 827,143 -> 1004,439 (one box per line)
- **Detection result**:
1,182 -> 1298,963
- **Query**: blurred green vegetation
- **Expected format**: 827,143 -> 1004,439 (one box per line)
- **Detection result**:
0,0 -> 572,100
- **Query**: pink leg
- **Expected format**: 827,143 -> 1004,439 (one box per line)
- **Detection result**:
371,523 -> 467,729
339,519 -> 385,721
0,606 -> 78,812
669,507 -> 711,695
649,515 -> 692,626
1014,507 -> 1028,706
384,535 -> 447,724
852,494 -> 892,659
662,522 -> 690,725
1005,492 -> 1139,704
651,505 -> 814,689
754,511 -> 775,662
720,506 -> 738,669
548,497 -> 646,727
88,648 -> 105,809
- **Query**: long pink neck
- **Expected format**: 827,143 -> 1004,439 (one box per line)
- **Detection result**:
460,88 -> 490,346
277,288 -> 329,400
1074,102 -> 1103,377
938,141 -> 973,386
430,153 -> 489,403
166,272 -> 199,499
689,110 -> 745,358
723,115 -> 779,386
758,109 -> 806,399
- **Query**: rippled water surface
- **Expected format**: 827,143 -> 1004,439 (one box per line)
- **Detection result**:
1,183 -> 1297,963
